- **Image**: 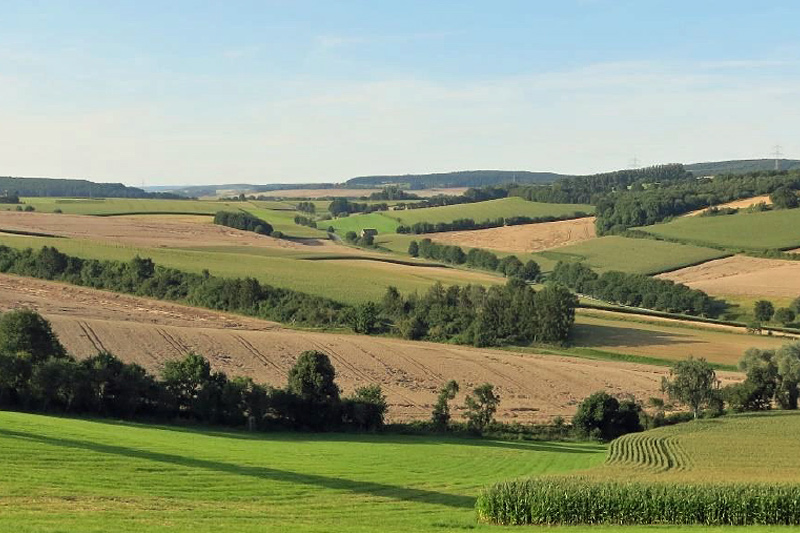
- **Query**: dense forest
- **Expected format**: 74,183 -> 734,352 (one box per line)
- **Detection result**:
347,170 -> 568,189
594,170 -> 800,234
0,310 -> 387,431
550,262 -> 719,317
0,177 -> 185,199
213,211 -> 274,235
509,164 -> 691,205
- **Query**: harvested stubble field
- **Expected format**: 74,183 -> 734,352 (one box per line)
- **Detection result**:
658,255 -> 800,299
573,312 -> 788,367
683,194 -> 772,216
0,273 -> 710,424
428,216 -> 597,254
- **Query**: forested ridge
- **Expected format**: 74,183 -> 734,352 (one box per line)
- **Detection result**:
0,177 -> 184,199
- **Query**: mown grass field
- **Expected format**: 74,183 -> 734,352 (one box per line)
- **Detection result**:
327,198 -> 594,235
600,411 -> 800,483
0,412 -> 606,533
0,233 -> 501,304
640,208 -> 800,251
530,236 -> 729,274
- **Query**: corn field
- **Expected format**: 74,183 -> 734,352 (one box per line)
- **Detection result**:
475,478 -> 800,526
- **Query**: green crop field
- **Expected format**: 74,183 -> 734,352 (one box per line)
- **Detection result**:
601,411 -> 800,483
0,412 -> 606,533
0,233 -> 501,304
530,236 -> 729,275
639,209 -> 800,251
325,212 -> 402,234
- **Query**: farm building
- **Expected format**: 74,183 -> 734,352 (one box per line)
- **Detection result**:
359,228 -> 378,238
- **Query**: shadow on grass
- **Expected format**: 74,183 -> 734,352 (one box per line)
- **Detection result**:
81,416 -> 602,454
0,428 -> 476,509
571,323 -> 698,350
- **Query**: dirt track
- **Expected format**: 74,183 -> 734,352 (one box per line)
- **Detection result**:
658,255 -> 800,298
428,217 -> 597,254
0,273 -> 719,423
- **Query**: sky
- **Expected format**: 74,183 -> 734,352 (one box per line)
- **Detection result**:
1,1 -> 799,186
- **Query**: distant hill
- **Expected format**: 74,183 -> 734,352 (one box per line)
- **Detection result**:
345,170 -> 569,188
0,176 -> 184,199
686,159 -> 800,176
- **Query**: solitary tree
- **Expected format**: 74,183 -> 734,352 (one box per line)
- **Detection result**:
407,241 -> 419,257
431,380 -> 459,430
775,308 -> 796,326
0,309 -> 67,362
572,391 -> 643,441
754,300 -> 775,323
464,383 -> 500,433
287,350 -> 339,404
662,357 -> 719,418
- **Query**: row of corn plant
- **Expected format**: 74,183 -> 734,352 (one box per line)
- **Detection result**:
476,478 -> 800,526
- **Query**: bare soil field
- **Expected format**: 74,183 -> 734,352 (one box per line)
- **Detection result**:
257,187 -> 469,199
684,195 -> 772,216
658,255 -> 800,298
0,273 -> 723,423
428,216 -> 597,254
0,211 -> 330,252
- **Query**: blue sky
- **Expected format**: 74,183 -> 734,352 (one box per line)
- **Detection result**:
1,1 -> 799,185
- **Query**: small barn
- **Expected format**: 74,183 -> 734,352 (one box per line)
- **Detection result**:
359,228 -> 378,238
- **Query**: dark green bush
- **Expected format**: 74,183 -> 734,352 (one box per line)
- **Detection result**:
213,210 -> 273,235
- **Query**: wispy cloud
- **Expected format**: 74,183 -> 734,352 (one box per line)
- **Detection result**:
315,31 -> 457,49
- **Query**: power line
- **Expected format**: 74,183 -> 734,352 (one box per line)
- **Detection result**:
772,144 -> 783,172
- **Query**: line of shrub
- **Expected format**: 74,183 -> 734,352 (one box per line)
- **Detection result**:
213,210 -> 273,235
396,212 -> 589,234
550,261 -> 720,317
293,214 -> 318,228
476,478 -> 800,526
409,239 -> 541,281
0,245 -> 347,327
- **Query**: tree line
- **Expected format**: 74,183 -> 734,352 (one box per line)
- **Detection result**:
409,239 -> 541,281
213,211 -> 274,235
0,310 -> 387,431
293,214 -> 317,228
550,262 -> 719,317
0,177 -> 185,199
396,211 -> 589,234
328,198 -> 389,217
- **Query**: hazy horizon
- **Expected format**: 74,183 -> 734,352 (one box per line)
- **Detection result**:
2,1 -> 799,187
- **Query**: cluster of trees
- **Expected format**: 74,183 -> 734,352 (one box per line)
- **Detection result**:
551,262 -> 718,317
770,186 -> 799,209
751,298 -> 800,328
213,211 -> 274,235
367,186 -> 420,201
328,198 -> 388,217
380,280 -> 577,347
0,246 -> 347,327
594,170 -> 800,234
293,215 -> 317,228
408,239 -> 541,281
0,177 -> 184,199
510,164 -> 691,205
344,231 -> 375,247
296,201 -> 316,214
0,310 -> 387,431
429,380 -> 500,433
726,344 -> 800,412
396,212 -> 589,235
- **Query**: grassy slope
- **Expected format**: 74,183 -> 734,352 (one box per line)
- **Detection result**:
531,236 -> 729,274
327,198 -> 594,235
598,411 -> 800,484
0,412 -> 605,533
0,233 -> 500,304
640,208 -> 800,251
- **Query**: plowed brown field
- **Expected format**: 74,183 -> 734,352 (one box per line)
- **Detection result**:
428,216 -> 597,254
658,255 -> 800,298
0,273 -> 723,423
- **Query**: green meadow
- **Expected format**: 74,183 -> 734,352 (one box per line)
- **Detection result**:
639,208 -> 800,251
